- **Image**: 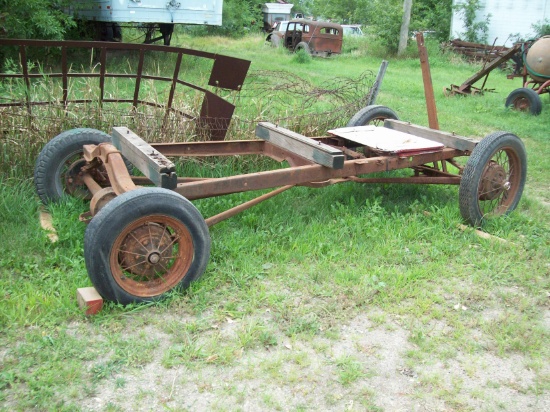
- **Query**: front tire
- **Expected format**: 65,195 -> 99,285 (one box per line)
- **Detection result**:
84,188 -> 211,304
34,128 -> 112,205
505,88 -> 542,115
347,105 -> 399,127
459,132 -> 527,226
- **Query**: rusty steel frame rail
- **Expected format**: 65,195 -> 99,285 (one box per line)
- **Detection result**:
79,130 -> 468,226
170,146 -> 464,201
416,32 -> 439,130
0,39 -> 250,140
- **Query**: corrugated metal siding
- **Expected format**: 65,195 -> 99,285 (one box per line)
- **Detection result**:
451,0 -> 549,46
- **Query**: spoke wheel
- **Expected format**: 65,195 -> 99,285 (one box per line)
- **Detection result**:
85,187 -> 211,304
459,132 -> 527,226
112,217 -> 193,297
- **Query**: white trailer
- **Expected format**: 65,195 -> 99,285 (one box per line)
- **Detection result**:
71,0 -> 223,45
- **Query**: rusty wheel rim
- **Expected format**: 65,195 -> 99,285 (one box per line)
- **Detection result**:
110,215 -> 193,297
477,147 -> 521,217
512,97 -> 531,112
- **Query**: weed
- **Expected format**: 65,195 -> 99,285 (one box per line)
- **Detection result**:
334,355 -> 366,386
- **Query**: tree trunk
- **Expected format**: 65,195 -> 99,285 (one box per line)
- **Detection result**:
398,0 -> 413,56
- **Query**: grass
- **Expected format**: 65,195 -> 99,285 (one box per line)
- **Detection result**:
1,32 -> 549,410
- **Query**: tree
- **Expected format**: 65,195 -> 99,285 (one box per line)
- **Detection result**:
453,0 -> 490,43
309,0 -> 453,54
0,0 -> 74,40
411,0 -> 452,42
398,0 -> 413,56
532,19 -> 550,37
201,0 -> 263,36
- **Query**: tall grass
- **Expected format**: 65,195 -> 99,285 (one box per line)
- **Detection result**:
0,34 -> 377,178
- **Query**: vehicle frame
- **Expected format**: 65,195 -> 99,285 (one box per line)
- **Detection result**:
17,39 -> 526,306
35,111 -> 527,304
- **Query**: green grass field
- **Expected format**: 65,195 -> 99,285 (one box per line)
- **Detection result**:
1,32 -> 549,411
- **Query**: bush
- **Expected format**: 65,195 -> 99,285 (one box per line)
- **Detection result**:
0,0 -> 74,40
203,0 -> 262,37
411,0 -> 452,43
0,0 -> 75,69
453,0 -> 490,43
366,2 -> 402,55
532,19 -> 550,38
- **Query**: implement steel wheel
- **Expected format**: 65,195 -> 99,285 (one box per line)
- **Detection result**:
505,87 -> 542,115
85,188 -> 211,304
459,132 -> 527,226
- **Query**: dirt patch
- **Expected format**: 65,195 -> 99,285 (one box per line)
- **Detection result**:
77,310 -> 549,411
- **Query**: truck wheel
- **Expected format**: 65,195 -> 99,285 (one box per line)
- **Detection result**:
295,42 -> 311,54
459,132 -> 527,226
347,105 -> 399,127
84,187 -> 211,304
34,128 -> 113,205
505,88 -> 542,115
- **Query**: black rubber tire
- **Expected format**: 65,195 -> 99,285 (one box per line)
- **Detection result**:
159,23 -> 173,46
295,42 -> 311,54
34,128 -> 112,205
459,131 -> 527,227
346,105 -> 399,127
112,23 -> 122,42
84,187 -> 211,304
100,23 -> 114,42
505,88 -> 542,115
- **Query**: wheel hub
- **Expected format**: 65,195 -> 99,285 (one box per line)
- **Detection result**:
513,97 -> 530,111
118,223 -> 175,278
65,159 -> 89,198
479,161 -> 508,200
66,159 -> 109,199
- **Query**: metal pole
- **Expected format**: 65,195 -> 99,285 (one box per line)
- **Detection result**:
368,60 -> 388,105
205,185 -> 294,227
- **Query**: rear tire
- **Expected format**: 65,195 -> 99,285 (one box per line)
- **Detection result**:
459,132 -> 527,226
295,42 -> 311,54
347,105 -> 399,127
505,88 -> 542,115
